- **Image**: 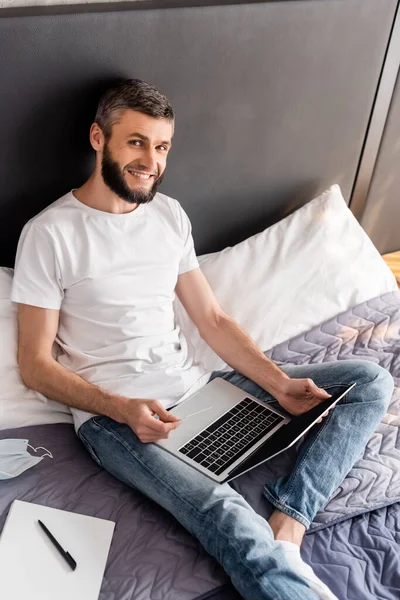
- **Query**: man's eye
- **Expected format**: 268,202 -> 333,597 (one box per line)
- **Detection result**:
157,145 -> 168,152
129,140 -> 141,146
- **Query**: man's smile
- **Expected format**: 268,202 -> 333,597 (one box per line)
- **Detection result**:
126,168 -> 156,181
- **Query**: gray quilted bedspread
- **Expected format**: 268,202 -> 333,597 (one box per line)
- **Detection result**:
301,502 -> 400,600
1,290 -> 400,600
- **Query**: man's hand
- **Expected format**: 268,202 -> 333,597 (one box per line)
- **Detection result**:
120,399 -> 182,443
273,378 -> 332,422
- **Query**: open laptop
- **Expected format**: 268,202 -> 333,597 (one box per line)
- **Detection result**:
156,378 -> 356,483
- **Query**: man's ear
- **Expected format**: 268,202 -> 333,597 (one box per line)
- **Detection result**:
89,122 -> 105,152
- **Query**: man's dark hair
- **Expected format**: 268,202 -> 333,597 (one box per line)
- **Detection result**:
95,79 -> 174,139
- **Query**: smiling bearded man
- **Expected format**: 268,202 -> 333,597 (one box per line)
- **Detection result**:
11,78 -> 394,600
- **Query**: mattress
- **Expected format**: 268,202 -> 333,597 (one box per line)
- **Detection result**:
1,290 -> 399,599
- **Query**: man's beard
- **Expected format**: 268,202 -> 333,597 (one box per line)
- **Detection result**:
101,143 -> 163,205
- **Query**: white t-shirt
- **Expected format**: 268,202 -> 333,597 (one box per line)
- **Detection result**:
10,191 -> 212,431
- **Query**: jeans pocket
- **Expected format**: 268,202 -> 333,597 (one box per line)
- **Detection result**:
78,433 -> 103,468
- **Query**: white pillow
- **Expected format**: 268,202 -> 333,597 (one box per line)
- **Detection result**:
0,268 -> 73,430
174,184 -> 398,373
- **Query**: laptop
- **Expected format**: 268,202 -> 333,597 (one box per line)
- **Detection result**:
156,378 -> 356,483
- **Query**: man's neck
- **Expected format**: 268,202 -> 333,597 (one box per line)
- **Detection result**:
73,173 -> 139,215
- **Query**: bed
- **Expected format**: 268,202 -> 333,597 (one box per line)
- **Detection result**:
1,1 -> 400,599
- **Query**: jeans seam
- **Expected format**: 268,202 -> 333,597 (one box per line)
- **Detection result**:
273,382 -> 387,515
264,411 -> 333,527
307,382 -> 350,390
275,386 -> 355,507
276,384 -> 353,504
262,491 -> 310,529
78,428 -> 103,467
89,418 -> 292,600
281,415 -> 332,506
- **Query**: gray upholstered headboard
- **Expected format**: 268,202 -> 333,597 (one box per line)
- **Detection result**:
0,0 -> 399,268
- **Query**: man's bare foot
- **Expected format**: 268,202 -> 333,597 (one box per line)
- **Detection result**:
268,509 -> 306,546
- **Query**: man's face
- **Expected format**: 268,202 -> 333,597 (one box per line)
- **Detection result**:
100,110 -> 173,204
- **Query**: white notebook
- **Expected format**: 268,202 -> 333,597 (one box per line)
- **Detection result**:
0,500 -> 115,600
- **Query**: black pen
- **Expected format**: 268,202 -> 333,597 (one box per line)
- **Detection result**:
38,519 -> 77,571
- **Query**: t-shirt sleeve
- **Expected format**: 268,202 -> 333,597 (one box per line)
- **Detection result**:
10,223 -> 64,310
177,204 -> 200,275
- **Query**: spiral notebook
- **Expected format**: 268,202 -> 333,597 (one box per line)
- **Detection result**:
0,500 -> 115,600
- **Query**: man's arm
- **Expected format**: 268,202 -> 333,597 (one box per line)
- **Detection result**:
175,268 -> 289,393
16,303 -> 181,441
17,303 -> 128,421
175,269 -> 331,415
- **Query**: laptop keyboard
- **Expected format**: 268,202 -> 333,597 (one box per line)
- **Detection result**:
179,397 -> 284,476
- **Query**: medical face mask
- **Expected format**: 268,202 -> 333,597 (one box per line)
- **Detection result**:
0,439 -> 53,480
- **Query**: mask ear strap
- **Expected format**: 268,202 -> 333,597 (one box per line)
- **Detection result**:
27,444 -> 53,459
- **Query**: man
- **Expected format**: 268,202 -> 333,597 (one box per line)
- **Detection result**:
11,79 -> 393,600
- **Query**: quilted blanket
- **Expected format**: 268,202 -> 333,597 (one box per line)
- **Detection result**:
301,502 -> 400,599
0,291 -> 399,600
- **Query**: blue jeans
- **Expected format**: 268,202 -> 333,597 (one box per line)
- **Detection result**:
78,359 -> 394,600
